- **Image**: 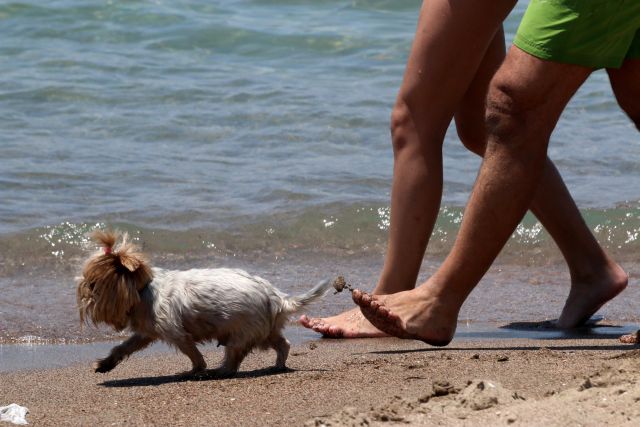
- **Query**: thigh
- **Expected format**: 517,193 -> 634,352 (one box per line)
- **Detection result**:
454,26 -> 506,154
398,0 -> 516,133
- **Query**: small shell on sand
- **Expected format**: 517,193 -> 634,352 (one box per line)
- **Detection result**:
332,276 -> 352,294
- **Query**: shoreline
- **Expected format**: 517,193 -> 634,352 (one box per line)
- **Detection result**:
3,258 -> 639,350
2,321 -> 638,373
1,335 -> 640,426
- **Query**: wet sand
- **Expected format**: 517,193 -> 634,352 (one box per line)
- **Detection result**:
2,332 -> 640,426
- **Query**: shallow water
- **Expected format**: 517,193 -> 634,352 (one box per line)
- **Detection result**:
1,1 -> 639,345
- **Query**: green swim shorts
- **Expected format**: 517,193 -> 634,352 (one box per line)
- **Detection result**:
514,0 -> 640,69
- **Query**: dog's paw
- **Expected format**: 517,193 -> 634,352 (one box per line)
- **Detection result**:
93,358 -> 116,373
176,366 -> 207,379
272,365 -> 292,374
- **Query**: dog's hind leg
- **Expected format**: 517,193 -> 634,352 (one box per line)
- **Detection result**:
95,333 -> 155,373
218,345 -> 250,377
175,340 -> 207,375
269,333 -> 290,370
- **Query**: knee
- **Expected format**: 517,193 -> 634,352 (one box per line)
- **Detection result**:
389,97 -> 446,157
483,82 -> 551,168
389,98 -> 421,156
484,81 -> 532,148
389,99 -> 414,154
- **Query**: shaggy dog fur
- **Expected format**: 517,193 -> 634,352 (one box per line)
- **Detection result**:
77,230 -> 331,377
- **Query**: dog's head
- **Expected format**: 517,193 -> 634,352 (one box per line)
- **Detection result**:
77,230 -> 153,331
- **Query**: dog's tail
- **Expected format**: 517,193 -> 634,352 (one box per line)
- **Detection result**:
281,279 -> 332,314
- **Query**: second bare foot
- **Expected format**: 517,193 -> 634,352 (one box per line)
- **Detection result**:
557,262 -> 628,329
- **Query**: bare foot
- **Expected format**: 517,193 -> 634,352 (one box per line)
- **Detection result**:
557,262 -> 628,329
299,308 -> 388,338
351,287 -> 457,346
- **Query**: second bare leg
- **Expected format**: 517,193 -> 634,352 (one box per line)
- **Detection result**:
353,48 -> 601,343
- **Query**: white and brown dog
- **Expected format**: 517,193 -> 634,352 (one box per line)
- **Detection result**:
77,230 -> 331,377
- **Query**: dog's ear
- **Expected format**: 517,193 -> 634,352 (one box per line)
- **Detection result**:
119,254 -> 141,272
113,234 -> 152,287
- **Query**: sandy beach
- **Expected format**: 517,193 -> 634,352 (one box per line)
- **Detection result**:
2,331 -> 640,426
2,1 -> 640,426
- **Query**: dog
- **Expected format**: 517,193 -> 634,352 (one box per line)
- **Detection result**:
77,230 -> 331,377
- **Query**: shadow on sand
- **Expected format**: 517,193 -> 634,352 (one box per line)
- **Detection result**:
99,366 -> 328,388
365,318 -> 640,355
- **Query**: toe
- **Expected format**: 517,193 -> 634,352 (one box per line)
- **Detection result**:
362,292 -> 372,305
299,315 -> 311,326
301,315 -> 324,329
352,289 -> 372,307
377,305 -> 389,317
312,322 -> 327,333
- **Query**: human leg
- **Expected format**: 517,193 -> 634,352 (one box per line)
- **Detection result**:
354,47 -> 594,344
529,160 -> 627,328
456,1 -> 634,329
543,31 -> 640,327
355,0 -> 640,340
608,58 -> 640,130
559,58 -> 640,332
300,0 -> 516,337
303,0 -> 628,337
448,26 -> 626,330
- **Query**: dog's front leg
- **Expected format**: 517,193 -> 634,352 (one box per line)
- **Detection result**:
94,334 -> 155,373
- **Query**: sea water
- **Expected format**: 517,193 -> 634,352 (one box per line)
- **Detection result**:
1,1 -> 639,348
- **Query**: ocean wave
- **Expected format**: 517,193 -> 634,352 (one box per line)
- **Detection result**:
2,203 -> 639,279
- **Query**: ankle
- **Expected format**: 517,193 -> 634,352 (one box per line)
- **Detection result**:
569,259 -> 628,289
373,276 -> 416,295
414,279 -> 465,314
